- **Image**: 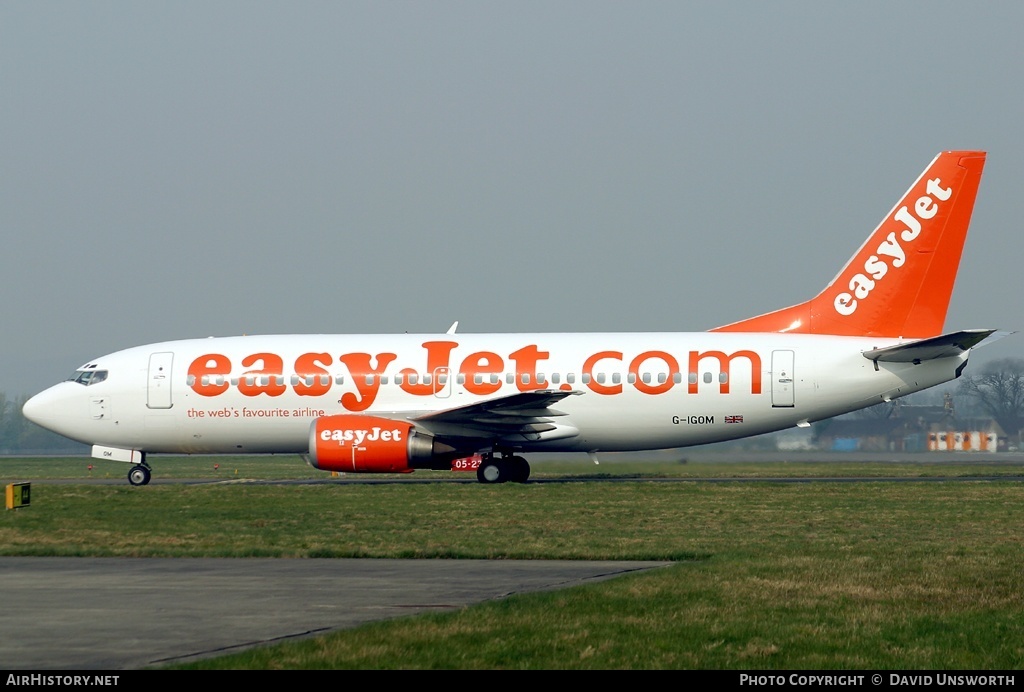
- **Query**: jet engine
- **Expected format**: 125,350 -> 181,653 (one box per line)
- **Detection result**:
307,415 -> 456,473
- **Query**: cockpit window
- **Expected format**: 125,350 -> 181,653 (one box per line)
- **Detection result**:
67,369 -> 108,386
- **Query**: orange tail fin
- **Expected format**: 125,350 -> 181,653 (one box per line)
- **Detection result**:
712,151 -> 986,338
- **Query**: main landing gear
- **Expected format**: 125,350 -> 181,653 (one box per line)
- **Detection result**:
476,453 -> 530,484
127,463 -> 152,486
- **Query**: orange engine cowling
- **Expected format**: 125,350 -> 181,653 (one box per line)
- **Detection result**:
307,415 -> 440,473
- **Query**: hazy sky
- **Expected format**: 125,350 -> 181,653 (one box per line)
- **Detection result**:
3,2 -> 1023,397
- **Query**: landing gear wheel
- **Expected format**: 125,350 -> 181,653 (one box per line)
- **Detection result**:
128,465 -> 151,486
508,456 -> 531,483
477,457 -> 508,484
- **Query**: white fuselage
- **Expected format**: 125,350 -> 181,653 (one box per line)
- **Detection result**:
24,331 -> 967,456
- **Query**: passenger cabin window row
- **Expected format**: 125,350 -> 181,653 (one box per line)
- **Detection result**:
184,370 -> 730,387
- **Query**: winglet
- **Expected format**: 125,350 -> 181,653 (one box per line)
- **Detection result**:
712,151 -> 987,338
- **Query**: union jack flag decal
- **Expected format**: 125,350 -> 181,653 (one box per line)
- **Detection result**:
725,415 -> 744,424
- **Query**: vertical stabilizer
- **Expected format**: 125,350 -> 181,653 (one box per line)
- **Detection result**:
713,151 -> 986,337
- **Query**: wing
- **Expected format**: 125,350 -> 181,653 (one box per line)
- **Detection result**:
408,389 -> 584,444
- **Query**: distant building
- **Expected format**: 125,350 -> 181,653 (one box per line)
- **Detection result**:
813,395 -> 1006,453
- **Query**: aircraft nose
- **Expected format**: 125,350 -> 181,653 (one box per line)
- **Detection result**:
22,390 -> 48,426
22,383 -> 104,447
22,385 -> 75,433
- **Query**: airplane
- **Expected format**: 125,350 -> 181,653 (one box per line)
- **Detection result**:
23,150 -> 1002,486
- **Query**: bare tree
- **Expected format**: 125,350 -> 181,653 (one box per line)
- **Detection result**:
957,358 -> 1024,441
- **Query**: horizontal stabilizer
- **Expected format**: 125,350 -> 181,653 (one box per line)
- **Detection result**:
862,329 -> 998,364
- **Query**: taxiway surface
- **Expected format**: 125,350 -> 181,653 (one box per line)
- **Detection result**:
0,557 -> 670,670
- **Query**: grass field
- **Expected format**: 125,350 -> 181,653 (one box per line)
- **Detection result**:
2,454 -> 1023,669
6,451 -> 1024,482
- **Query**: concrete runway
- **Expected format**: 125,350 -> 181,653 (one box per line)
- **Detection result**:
0,557 -> 670,670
